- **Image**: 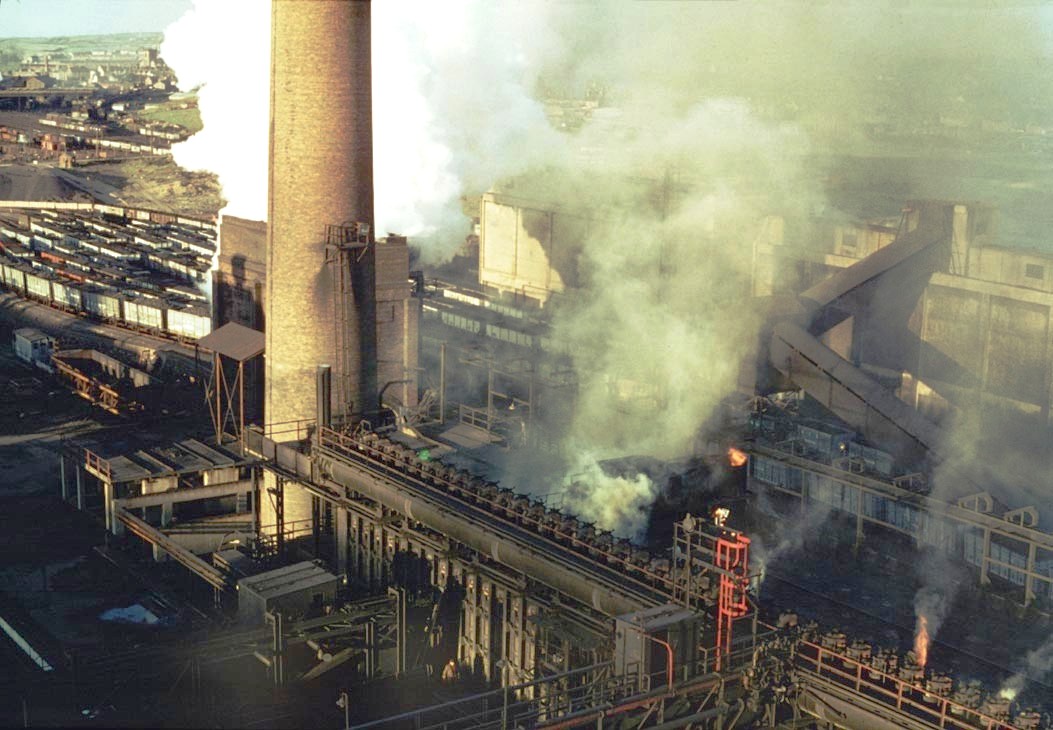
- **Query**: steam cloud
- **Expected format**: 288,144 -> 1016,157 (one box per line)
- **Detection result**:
161,0 -> 269,221
372,2 -> 567,261
161,0 -> 565,257
561,455 -> 658,540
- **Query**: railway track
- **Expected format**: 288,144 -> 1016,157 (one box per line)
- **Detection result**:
0,291 -> 206,375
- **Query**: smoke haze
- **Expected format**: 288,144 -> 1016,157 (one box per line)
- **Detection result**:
750,488 -> 833,592
159,1 -> 1053,246
160,1 -> 1053,536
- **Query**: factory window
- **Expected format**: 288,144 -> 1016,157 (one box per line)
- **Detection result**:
752,456 -> 784,486
863,492 -> 885,521
840,487 -> 859,514
1025,263 -> 1044,280
962,530 -> 983,567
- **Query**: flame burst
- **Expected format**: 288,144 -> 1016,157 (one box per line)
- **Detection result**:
712,507 -> 731,527
914,615 -> 930,668
728,447 -> 748,468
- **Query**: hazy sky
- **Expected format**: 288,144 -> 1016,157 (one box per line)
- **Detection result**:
0,0 -> 192,38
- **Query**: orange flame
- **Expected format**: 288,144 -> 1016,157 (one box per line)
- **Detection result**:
728,447 -> 748,468
914,615 -> 929,668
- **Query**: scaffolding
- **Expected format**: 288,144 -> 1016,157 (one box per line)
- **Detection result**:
672,514 -> 756,671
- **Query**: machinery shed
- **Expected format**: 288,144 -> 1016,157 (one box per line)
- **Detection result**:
237,562 -> 340,625
12,326 -> 54,368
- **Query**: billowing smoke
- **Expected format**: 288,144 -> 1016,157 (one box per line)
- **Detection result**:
561,454 -> 658,539
372,2 -> 566,261
515,85 -> 820,535
158,0 -> 1053,256
161,1 -> 268,221
159,1 -> 1053,539
161,1 -> 566,261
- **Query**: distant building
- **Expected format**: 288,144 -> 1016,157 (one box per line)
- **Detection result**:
754,201 -> 1053,426
138,48 -> 159,68
478,189 -> 587,307
20,76 -> 50,91
0,75 -> 52,91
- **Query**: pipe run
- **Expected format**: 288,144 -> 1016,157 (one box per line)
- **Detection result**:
642,632 -> 675,691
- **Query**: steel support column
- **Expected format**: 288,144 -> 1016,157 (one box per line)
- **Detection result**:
336,506 -> 349,579
59,453 -> 67,501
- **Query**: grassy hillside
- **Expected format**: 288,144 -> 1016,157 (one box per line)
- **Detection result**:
139,105 -> 203,134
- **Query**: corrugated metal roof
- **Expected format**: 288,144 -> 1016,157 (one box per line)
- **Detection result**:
13,327 -> 48,342
198,321 -> 264,362
238,562 -> 338,600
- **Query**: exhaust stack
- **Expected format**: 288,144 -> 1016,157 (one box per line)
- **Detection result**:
265,0 -> 374,434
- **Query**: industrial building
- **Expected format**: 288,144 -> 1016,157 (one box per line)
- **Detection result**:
754,201 -> 1053,428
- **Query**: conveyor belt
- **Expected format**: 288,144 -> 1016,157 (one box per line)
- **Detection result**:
306,436 -> 671,616
115,508 -> 229,591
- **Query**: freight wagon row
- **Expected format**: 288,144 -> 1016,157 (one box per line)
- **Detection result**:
0,258 -> 211,341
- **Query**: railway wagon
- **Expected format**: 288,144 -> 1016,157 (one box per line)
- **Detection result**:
24,269 -> 54,302
165,304 -> 211,340
52,279 -> 82,311
2,261 -> 27,293
82,286 -> 122,321
164,283 -> 208,303
122,294 -> 165,331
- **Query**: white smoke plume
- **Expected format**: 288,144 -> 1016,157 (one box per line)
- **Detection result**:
483,91 -> 817,538
159,1 -> 1053,232
560,454 -> 658,540
372,2 -> 566,260
161,1 -> 269,221
910,408 -> 1019,670
911,555 -> 965,668
159,2 -> 1053,540
161,0 -> 564,259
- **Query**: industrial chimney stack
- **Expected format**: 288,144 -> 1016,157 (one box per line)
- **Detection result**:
262,0 -> 376,543
265,0 -> 374,433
